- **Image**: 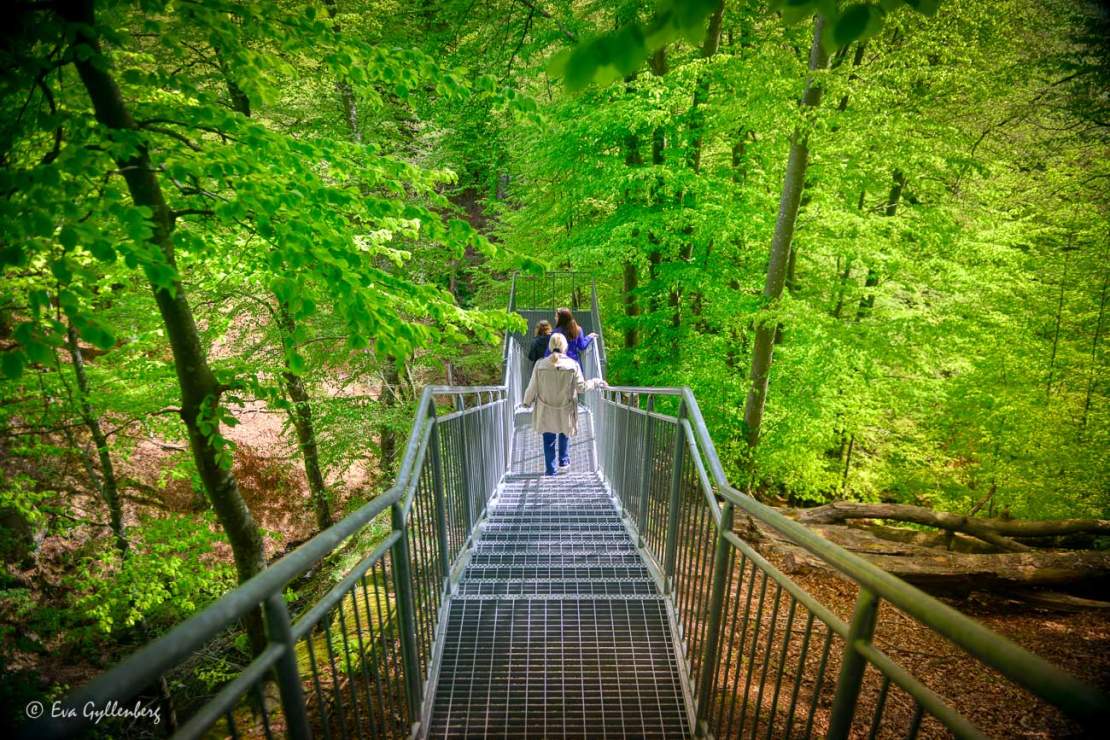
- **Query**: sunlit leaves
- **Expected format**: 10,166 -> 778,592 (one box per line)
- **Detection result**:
549,0 -> 950,90
549,0 -> 721,90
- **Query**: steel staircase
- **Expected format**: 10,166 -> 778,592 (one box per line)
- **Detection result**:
426,420 -> 689,737
30,273 -> 1108,740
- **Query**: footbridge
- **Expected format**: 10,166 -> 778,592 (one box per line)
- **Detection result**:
29,274 -> 1108,738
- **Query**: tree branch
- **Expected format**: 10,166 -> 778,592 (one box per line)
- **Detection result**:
511,0 -> 576,42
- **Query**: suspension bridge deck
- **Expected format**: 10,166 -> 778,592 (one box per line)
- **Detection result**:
427,414 -> 689,737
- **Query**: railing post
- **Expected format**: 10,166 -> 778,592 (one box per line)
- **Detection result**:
830,585 -> 879,736
694,500 -> 734,736
636,396 -> 655,548
662,400 -> 687,593
262,593 -> 312,740
390,502 -> 423,723
460,408 -> 476,531
428,408 -> 451,585
473,402 -> 488,519
619,393 -> 633,510
826,588 -> 881,739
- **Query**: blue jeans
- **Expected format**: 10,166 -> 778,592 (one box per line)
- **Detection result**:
542,432 -> 569,475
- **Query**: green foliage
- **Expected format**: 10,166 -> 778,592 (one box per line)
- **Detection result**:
547,0 -> 948,91
549,0 -> 722,89
496,0 -> 1108,517
70,515 -> 235,635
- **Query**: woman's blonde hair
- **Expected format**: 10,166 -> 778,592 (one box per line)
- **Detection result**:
548,332 -> 569,355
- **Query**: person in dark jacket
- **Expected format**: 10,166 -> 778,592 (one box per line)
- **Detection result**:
527,320 -> 552,362
544,307 -> 598,365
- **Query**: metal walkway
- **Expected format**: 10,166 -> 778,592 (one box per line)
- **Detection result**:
427,471 -> 687,737
29,273 -> 1108,740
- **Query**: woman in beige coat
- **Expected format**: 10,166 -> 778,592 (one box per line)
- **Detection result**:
522,332 -> 606,475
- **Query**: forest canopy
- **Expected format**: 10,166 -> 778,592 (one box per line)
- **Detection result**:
1,0 -> 1107,719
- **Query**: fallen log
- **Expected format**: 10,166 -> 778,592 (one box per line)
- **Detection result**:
857,523 -> 997,553
858,549 -> 1110,591
747,520 -> 1110,592
798,502 -> 1110,553
1008,590 -> 1110,611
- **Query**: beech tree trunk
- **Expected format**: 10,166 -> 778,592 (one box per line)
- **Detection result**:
831,255 -> 854,318
379,358 -> 404,475
814,527 -> 1110,590
323,0 -> 361,143
1082,272 -> 1107,427
622,75 -> 643,351
1046,244 -> 1071,396
856,170 -> 905,321
647,47 -> 667,335
275,305 -> 332,531
64,324 -> 127,556
623,260 -> 639,349
675,0 -> 725,335
741,16 -> 829,452
308,11 -> 407,481
60,0 -> 266,649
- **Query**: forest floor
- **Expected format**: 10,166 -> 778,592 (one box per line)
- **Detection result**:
774,549 -> 1110,738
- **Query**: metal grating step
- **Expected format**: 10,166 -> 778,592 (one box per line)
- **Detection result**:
492,498 -> 615,509
467,552 -> 644,567
474,541 -> 636,555
456,579 -> 658,597
428,598 -> 687,738
487,509 -> 620,520
462,565 -> 653,580
491,506 -> 617,517
476,532 -> 633,545
481,522 -> 627,534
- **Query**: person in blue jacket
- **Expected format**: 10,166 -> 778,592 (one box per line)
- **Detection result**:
544,307 -> 598,365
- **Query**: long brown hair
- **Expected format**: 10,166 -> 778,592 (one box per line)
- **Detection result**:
555,307 -> 580,340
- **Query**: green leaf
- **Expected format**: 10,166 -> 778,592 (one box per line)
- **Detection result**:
287,352 -> 306,375
565,39 -> 604,91
774,0 -> 820,25
0,243 -> 26,267
78,319 -> 116,351
608,25 -> 649,77
2,351 -> 25,379
25,339 -> 53,365
823,4 -> 885,51
89,239 -> 117,263
59,226 -> 78,250
51,258 -> 73,284
546,48 -> 572,78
